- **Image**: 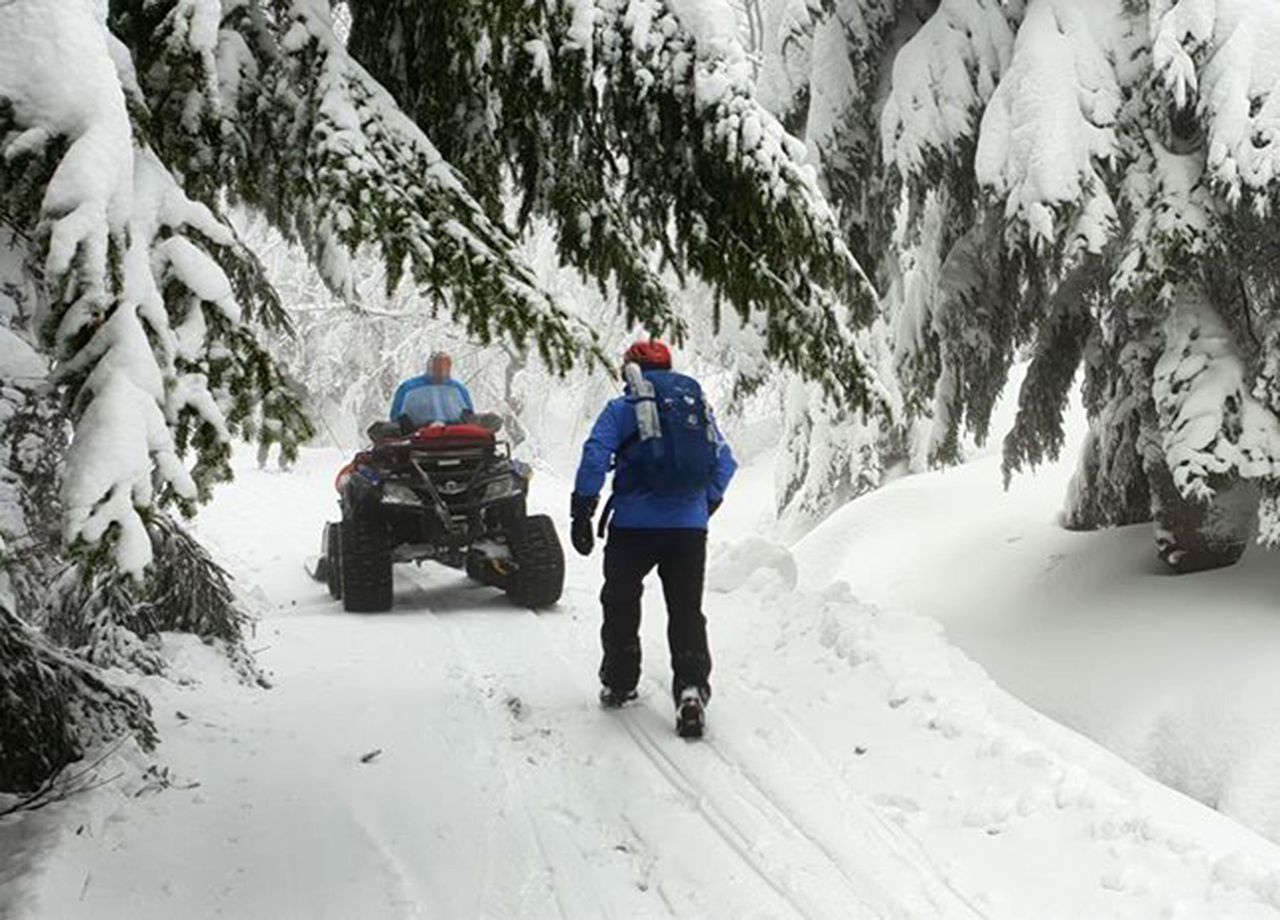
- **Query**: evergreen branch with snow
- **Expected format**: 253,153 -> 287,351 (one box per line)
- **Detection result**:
881,0 -> 1023,207
43,511 -> 266,685
348,0 -> 884,406
1002,258 -> 1103,483
0,607 -> 155,793
0,734 -> 132,817
1,0 -> 314,576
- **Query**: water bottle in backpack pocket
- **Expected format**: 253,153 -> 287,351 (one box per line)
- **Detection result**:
624,370 -> 718,496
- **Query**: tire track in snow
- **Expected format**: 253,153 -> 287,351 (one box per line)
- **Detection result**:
507,589 -> 923,920
515,588 -> 848,918
336,804 -> 437,919
434,609 -> 574,920
699,692 -> 989,920
529,587 -> 979,919
404,565 -> 987,919
407,569 -> 621,920
619,708 -> 859,920
409,568 -> 814,917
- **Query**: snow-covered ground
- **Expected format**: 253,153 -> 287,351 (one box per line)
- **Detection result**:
8,442 -> 1280,919
794,392 -> 1280,847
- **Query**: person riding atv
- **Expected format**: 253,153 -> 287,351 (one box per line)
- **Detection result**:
311,352 -> 564,613
390,351 -> 474,428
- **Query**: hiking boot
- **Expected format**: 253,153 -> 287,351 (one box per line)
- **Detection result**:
675,687 -> 706,738
599,686 -> 638,709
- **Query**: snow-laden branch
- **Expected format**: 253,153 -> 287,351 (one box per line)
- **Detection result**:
881,0 -> 1022,183
1154,288 -> 1280,502
975,0 -> 1122,255
1,0 -> 309,576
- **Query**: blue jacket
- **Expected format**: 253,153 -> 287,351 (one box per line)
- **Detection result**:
390,376 -> 474,426
574,372 -> 737,530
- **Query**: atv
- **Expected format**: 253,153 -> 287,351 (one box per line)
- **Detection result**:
312,418 -> 565,612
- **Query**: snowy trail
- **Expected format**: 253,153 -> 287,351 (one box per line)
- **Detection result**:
14,449 -> 1280,920
399,565 -> 972,920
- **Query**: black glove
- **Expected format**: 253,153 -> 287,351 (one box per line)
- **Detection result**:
570,493 -> 598,556
708,498 -> 723,518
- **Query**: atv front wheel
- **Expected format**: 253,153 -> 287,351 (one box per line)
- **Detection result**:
341,516 -> 392,612
506,514 -> 565,609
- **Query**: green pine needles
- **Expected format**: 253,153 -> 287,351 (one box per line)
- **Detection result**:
348,0 -> 883,406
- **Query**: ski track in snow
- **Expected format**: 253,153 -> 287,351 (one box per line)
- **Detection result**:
412,567 -> 878,920
9,447 -> 1280,920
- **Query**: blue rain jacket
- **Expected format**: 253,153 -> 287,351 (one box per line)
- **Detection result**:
390,377 -> 475,426
574,371 -> 737,530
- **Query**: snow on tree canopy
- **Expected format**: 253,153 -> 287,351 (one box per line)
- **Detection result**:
881,0 -> 1021,184
1151,0 -> 1280,212
754,0 -> 1280,559
0,0 -> 308,576
755,0 -> 816,120
1154,290 -> 1280,502
2,2 -> 179,575
347,0 -> 886,407
974,0 -> 1123,254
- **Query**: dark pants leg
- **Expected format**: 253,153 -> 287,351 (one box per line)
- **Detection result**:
657,531 -> 711,704
599,528 -> 710,703
599,530 -> 656,694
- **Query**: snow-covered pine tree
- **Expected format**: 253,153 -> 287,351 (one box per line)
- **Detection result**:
0,233 -> 156,791
0,0 -> 320,678
857,0 -> 1280,571
754,0 -> 911,526
775,373 -> 884,533
994,0 -> 1280,570
876,0 -> 1025,470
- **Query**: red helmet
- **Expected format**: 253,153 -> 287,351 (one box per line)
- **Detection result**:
623,339 -> 672,370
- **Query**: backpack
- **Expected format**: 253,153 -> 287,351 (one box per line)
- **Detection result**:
620,370 -> 718,496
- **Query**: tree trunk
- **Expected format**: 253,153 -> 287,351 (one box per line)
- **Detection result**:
500,345 -> 528,449
1145,461 -> 1255,574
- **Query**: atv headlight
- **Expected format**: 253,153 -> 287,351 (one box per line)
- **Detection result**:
383,483 -> 421,506
483,476 -> 519,502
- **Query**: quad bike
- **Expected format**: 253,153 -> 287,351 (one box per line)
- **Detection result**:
311,417 -> 565,612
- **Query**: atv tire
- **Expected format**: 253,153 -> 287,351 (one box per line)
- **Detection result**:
324,522 -> 343,600
341,516 -> 392,612
506,514 -> 564,609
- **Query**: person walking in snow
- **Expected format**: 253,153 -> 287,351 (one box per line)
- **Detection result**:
390,351 -> 474,427
571,340 -> 737,737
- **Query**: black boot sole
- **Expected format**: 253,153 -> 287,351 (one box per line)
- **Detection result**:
676,701 -> 704,738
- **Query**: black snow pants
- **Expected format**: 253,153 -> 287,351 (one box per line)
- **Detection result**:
599,527 -> 711,704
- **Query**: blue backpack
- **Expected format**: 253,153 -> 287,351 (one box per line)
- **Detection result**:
621,371 -> 718,496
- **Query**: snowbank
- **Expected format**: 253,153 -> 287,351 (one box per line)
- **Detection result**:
707,536 -> 798,594
793,391 -> 1280,848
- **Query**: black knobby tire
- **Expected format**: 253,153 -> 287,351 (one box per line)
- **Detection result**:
341,516 -> 393,612
506,514 -> 565,610
325,522 -> 343,600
